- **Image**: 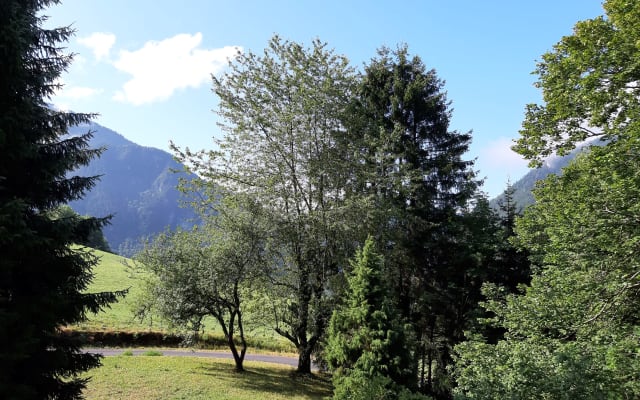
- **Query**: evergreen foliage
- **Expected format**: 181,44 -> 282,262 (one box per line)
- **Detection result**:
349,46 -> 478,398
0,1 -> 123,397
49,205 -> 111,252
325,237 -> 419,398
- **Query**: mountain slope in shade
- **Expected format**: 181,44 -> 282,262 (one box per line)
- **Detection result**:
489,139 -> 606,211
68,122 -> 197,253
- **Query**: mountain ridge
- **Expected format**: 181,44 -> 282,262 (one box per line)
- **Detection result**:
490,138 -> 607,210
68,122 -> 197,253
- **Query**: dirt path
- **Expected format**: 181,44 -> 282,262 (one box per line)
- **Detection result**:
84,348 -> 318,370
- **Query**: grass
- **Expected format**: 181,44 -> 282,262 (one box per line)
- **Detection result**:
141,350 -> 163,356
76,248 -> 162,332
74,248 -> 296,353
73,249 -> 331,398
83,355 -> 332,399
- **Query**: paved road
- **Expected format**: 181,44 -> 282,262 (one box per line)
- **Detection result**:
84,348 -> 318,370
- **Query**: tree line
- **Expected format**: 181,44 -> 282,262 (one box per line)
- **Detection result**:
1,0 -> 638,399
136,36 -> 529,399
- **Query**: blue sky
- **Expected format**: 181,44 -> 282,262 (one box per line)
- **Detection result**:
47,0 -> 604,198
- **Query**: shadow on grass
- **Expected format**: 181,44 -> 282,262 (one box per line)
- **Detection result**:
197,363 -> 332,399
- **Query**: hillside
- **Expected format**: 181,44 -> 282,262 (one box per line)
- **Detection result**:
68,122 -> 198,253
490,139 -> 606,211
74,248 -> 157,332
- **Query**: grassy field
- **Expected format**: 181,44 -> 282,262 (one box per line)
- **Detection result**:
77,249 -> 159,332
73,249 -> 331,398
75,248 -> 295,353
83,355 -> 332,399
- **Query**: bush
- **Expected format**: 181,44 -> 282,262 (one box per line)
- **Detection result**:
333,371 -> 432,400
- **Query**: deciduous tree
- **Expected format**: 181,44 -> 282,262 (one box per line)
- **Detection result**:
172,36 -> 359,373
454,2 -> 640,396
134,195 -> 265,372
454,137 -> 640,399
513,0 -> 640,166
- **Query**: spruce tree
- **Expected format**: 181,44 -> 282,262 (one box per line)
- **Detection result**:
349,46 -> 477,398
0,1 -> 122,398
325,237 -> 419,399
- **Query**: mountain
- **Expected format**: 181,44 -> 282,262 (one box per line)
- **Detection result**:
490,139 -> 606,211
68,122 -> 198,254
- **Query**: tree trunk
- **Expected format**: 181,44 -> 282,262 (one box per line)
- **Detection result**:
218,313 -> 245,372
229,340 -> 245,372
296,344 -> 313,374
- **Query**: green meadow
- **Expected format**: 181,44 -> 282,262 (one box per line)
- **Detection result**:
83,354 -> 331,399
76,249 -> 158,332
76,250 -> 324,399
77,248 -> 294,353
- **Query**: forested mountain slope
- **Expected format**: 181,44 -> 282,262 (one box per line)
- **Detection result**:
68,122 -> 197,253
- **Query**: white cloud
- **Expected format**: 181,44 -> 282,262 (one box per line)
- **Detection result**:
78,32 -> 116,61
476,138 -> 530,197
112,33 -> 240,105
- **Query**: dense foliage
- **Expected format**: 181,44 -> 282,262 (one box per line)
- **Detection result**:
348,47 -> 498,398
454,1 -> 640,398
325,237 -> 419,398
49,205 -> 111,252
137,1 -> 640,398
6,0 -> 639,398
0,1 -> 122,398
166,37 -> 524,399
173,36 -> 360,374
513,0 -> 640,165
454,135 -> 640,399
133,195 -> 266,371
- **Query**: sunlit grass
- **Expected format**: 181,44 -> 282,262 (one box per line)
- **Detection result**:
74,248 -> 295,353
83,355 -> 332,400
77,249 -> 161,332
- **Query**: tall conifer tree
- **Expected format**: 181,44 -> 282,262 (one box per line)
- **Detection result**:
349,46 -> 477,398
0,1 -> 122,398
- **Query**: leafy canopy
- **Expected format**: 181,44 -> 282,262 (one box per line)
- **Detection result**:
514,0 -> 640,165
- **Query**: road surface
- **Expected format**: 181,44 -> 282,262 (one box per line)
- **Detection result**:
84,348 -> 318,370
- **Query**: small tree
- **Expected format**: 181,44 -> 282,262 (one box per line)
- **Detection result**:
325,237 -> 418,398
134,195 -> 265,372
